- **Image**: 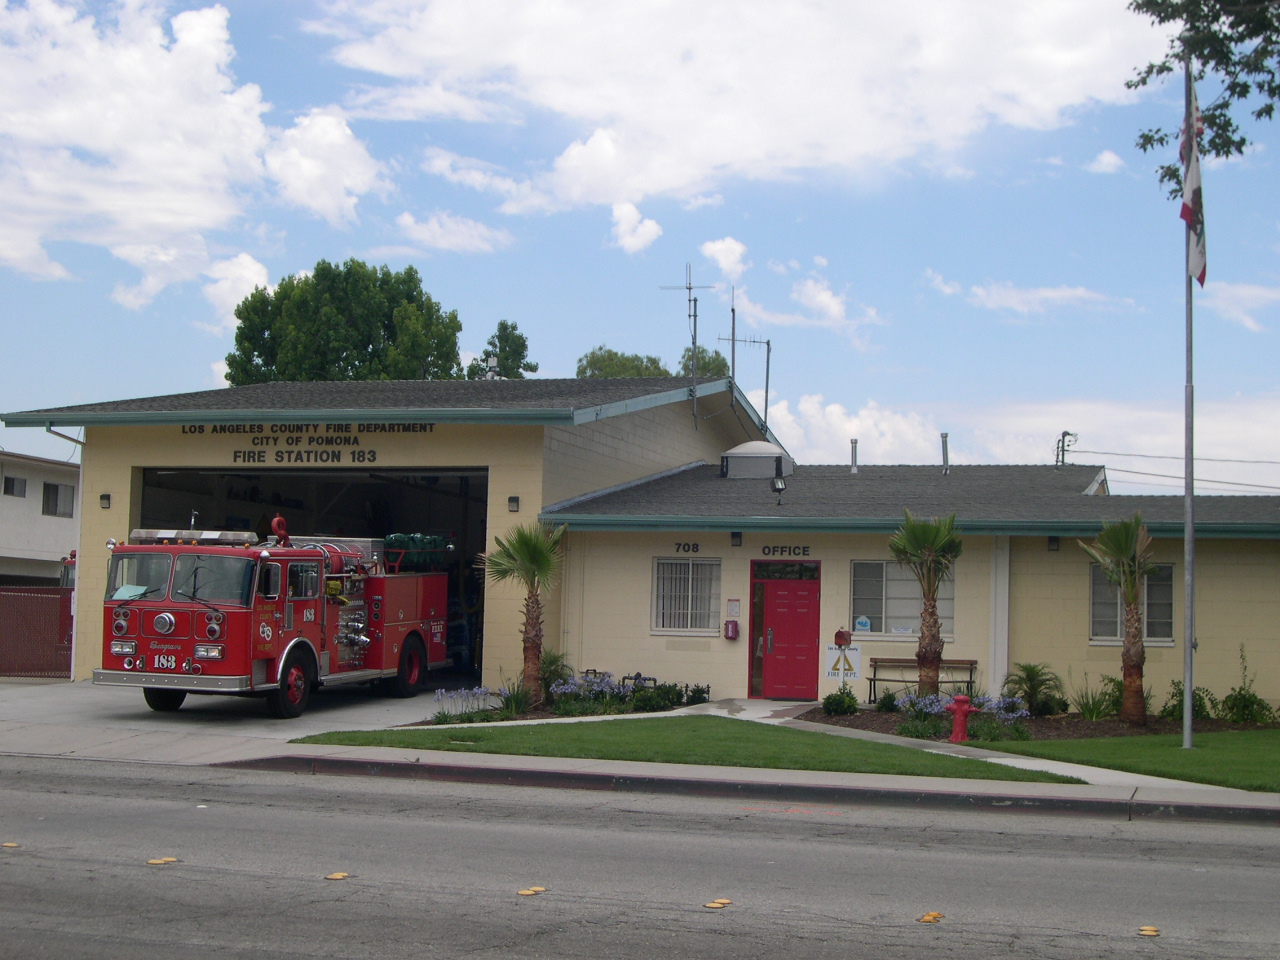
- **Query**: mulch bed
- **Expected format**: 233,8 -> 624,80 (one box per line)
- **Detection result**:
798,707 -> 1279,740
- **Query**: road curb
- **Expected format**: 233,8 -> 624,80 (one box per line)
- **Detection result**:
214,754 -> 1280,824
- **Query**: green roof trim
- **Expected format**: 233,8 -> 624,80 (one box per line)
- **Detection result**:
537,513 -> 1280,539
2,407 -> 577,428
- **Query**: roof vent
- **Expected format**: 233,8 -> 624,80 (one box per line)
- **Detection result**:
720,441 -> 795,479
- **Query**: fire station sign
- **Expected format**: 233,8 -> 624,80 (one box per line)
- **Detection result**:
825,643 -> 861,680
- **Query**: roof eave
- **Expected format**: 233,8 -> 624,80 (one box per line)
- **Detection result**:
2,407 -> 578,428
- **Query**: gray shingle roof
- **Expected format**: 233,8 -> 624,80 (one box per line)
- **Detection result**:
542,463 -> 1280,537
2,377 -> 744,428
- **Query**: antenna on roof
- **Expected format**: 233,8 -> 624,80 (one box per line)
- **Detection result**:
661,263 -> 714,425
1055,431 -> 1078,468
941,433 -> 950,475
851,438 -> 858,474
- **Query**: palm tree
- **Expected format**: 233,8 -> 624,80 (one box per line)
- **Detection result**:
889,511 -> 963,696
479,523 -> 566,704
1079,514 -> 1155,725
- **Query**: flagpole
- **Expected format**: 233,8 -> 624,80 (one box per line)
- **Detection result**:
1182,52 -> 1196,751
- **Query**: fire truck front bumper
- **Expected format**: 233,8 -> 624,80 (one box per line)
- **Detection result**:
92,670 -> 266,693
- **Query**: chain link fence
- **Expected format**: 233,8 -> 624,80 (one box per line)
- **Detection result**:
0,587 -> 72,678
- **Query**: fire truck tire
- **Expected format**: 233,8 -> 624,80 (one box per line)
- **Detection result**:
143,689 -> 186,712
267,649 -> 314,719
383,636 -> 426,699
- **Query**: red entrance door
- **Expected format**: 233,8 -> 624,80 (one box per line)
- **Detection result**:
751,569 -> 820,700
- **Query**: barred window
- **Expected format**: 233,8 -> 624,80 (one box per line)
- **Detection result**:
850,560 -> 954,637
653,558 -> 721,632
1089,563 -> 1174,642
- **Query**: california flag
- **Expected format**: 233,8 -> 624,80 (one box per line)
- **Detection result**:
1180,84 -> 1207,286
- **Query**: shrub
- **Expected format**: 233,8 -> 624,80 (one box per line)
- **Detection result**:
1002,662 -> 1066,717
539,650 -> 574,704
495,679 -> 534,719
431,709 -> 457,725
1157,680 -> 1219,722
895,716 -> 947,739
822,682 -> 859,716
631,683 -> 686,713
897,692 -> 949,720
1070,673 -> 1112,721
875,690 -> 898,713
966,713 -> 1030,742
551,698 -> 607,717
685,683 -> 711,706
1218,646 -> 1277,725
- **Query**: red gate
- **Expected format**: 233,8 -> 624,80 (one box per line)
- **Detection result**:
0,587 -> 72,679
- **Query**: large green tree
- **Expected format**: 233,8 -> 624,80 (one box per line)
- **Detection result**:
1129,1 -> 1280,191
678,345 -> 730,379
466,320 -> 539,380
224,259 -> 461,385
576,345 -> 671,377
1079,515 -> 1157,725
479,523 -> 566,703
888,511 -> 963,697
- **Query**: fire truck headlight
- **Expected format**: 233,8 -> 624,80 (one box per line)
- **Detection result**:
205,622 -> 222,640
112,619 -> 129,637
110,640 -> 137,657
194,644 -> 225,660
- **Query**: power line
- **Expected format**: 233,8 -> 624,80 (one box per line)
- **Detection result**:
1104,466 -> 1280,492
1075,448 -> 1280,466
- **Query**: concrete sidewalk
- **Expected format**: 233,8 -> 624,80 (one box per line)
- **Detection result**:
2,680 -> 1278,824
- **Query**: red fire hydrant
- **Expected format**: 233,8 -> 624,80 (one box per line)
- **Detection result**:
945,695 -> 981,743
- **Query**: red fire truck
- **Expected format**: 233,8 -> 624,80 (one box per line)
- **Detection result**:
92,517 -> 449,718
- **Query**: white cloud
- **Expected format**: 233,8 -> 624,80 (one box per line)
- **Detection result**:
734,279 -> 879,346
0,3 -> 387,304
700,236 -> 749,281
610,202 -> 662,253
264,107 -> 386,225
767,260 -> 790,275
396,211 -> 514,253
813,255 -> 828,268
1201,282 -> 1280,333
318,0 -> 1165,212
210,359 -> 230,388
1085,149 -> 1126,173
924,268 -> 961,295
200,253 -> 270,334
752,391 -> 1280,493
968,281 -> 1111,314
682,194 -> 723,210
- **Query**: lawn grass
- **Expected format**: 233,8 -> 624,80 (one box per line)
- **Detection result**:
295,715 -> 1082,784
979,729 -> 1280,792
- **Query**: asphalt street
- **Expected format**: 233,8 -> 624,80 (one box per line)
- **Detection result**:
1,755 -> 1277,960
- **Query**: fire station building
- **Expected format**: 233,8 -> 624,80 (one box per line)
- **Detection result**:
5,377 -> 1280,706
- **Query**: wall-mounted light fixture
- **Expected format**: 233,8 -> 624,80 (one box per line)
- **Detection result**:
771,476 -> 786,506
730,531 -> 742,547
99,493 -> 111,509
508,496 -> 520,513
1047,536 -> 1060,552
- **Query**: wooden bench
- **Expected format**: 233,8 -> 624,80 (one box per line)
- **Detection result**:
866,658 -> 978,702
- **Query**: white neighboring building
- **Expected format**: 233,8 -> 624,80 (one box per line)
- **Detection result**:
0,451 -> 80,585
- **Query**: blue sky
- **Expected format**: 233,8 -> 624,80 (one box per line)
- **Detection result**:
1,0 -> 1277,495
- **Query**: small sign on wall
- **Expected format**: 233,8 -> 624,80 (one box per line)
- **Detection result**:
825,643 -> 861,680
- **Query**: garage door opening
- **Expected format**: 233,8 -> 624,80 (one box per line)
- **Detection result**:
140,468 -> 488,679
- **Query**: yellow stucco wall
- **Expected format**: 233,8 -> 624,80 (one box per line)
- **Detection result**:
1008,535 -> 1280,706
74,421 -> 545,683
559,530 -> 995,701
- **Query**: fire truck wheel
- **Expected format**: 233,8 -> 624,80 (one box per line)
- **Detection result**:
143,689 -> 186,712
383,636 -> 426,699
267,650 -> 314,719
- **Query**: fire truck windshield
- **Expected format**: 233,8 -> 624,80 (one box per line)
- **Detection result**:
171,555 -> 256,607
106,553 -> 172,602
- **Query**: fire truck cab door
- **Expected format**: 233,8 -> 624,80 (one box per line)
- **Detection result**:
285,561 -> 324,655
254,562 -> 283,659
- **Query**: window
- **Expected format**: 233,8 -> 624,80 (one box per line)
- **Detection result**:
172,555 -> 256,607
1090,563 -> 1174,643
850,561 -> 954,638
653,558 -> 721,631
105,553 -> 172,601
286,562 -> 321,599
42,482 -> 75,518
3,476 -> 26,497
258,562 -> 282,600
